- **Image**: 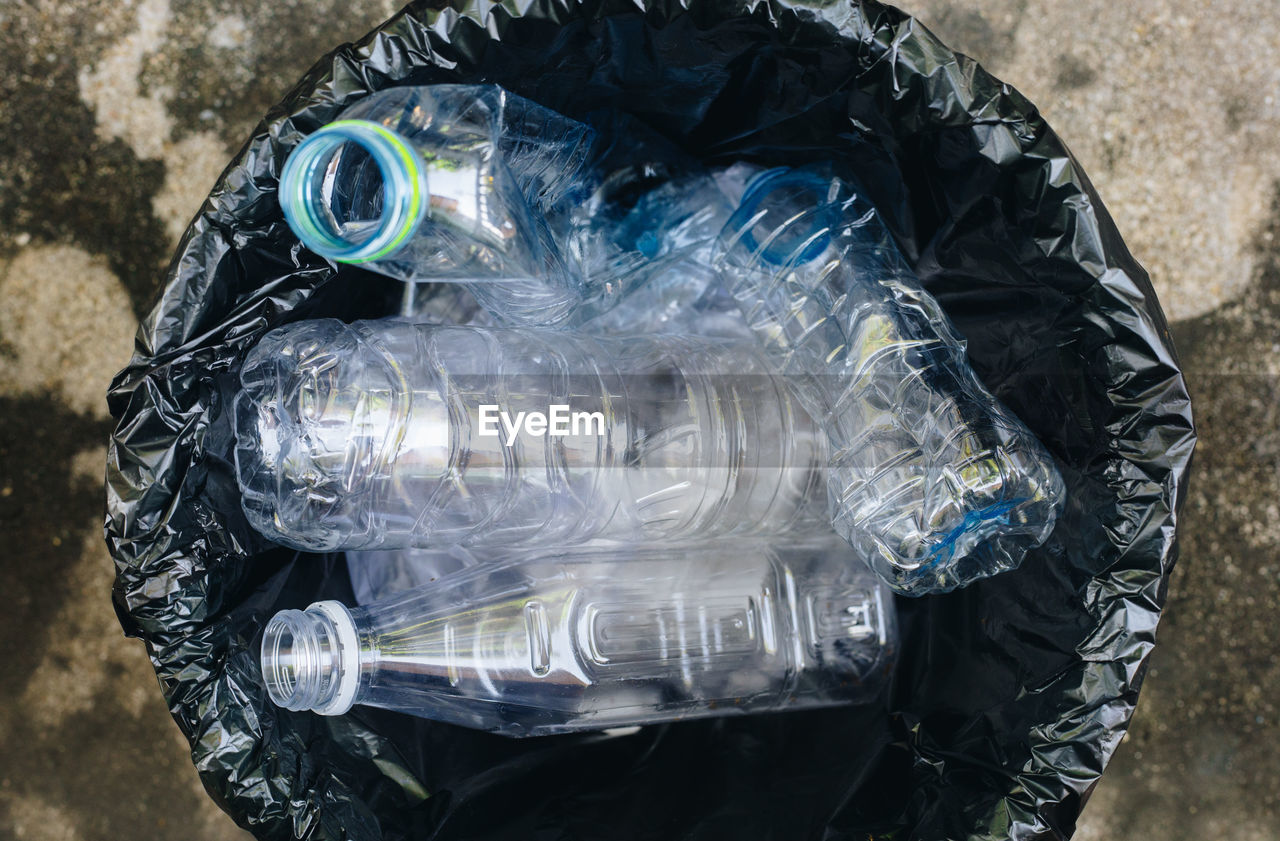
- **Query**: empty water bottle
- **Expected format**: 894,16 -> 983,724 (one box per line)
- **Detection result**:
278,85 -> 595,324
234,318 -> 827,552
260,537 -> 896,735
715,164 -> 1065,596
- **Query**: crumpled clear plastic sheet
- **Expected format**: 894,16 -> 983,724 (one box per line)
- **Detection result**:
104,1 -> 1196,838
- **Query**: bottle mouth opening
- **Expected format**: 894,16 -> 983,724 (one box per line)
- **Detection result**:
279,120 -> 427,264
261,602 -> 361,716
262,610 -> 309,709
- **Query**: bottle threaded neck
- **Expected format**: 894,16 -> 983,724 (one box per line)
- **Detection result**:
261,602 -> 359,715
279,119 -> 427,264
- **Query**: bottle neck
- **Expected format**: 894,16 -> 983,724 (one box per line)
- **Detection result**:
260,600 -> 361,715
279,120 -> 428,264
280,117 -> 546,284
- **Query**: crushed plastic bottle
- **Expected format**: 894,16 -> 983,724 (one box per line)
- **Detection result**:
277,85 -> 752,329
261,537 -> 896,735
579,171 -> 748,337
234,319 -> 828,552
278,85 -> 596,324
714,164 -> 1066,596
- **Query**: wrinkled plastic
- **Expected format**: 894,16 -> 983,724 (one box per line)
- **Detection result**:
579,168 -> 755,336
279,84 -> 599,325
715,163 -> 1065,594
105,1 -> 1195,839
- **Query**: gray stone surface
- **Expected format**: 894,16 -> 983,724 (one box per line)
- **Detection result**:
0,1 -> 1273,838
0,3 -> 397,840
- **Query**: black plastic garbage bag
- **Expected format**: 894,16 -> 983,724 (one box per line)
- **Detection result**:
105,1 -> 1196,838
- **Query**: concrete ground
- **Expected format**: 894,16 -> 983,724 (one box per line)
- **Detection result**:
0,1 -> 1275,839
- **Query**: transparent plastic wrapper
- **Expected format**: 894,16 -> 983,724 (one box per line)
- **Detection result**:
105,2 -> 1195,839
279,84 -> 596,324
263,538 -> 896,735
234,318 -> 827,551
715,165 -> 1066,596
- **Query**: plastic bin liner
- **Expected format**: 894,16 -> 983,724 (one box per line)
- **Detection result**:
104,1 -> 1196,838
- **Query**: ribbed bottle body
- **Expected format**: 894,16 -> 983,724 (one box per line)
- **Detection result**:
235,319 -> 828,551
715,165 -> 1065,595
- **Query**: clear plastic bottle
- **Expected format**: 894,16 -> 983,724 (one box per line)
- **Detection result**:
261,538 -> 896,735
234,318 -> 827,552
714,165 -> 1066,596
278,85 -> 595,325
